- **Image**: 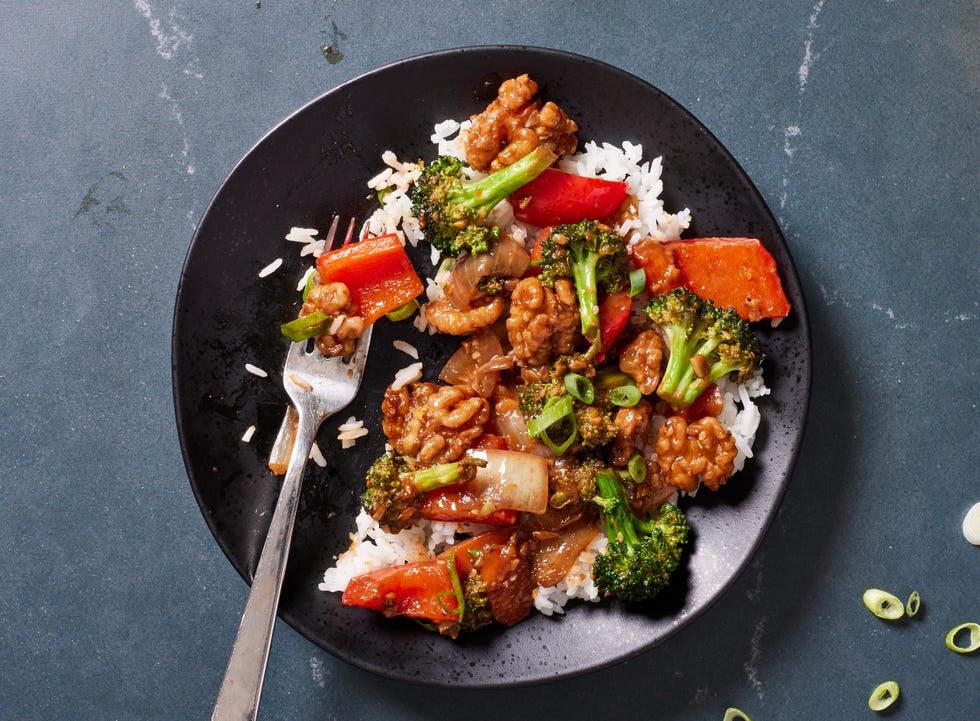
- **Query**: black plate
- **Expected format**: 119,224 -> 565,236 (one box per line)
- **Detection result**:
172,46 -> 811,687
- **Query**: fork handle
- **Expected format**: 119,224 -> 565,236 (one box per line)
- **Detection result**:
211,408 -> 320,721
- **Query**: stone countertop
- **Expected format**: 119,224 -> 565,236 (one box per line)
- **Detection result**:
2,2 -> 977,719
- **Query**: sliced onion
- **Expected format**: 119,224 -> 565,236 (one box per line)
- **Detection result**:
439,328 -> 507,397
267,406 -> 298,475
531,517 -> 601,587
442,234 -> 530,309
466,448 -> 549,514
490,398 -> 535,452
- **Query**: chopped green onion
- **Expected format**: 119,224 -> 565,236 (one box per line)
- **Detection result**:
945,622 -> 980,654
301,269 -> 317,301
627,453 -> 647,483
722,709 -> 754,721
435,550 -> 465,619
563,373 -> 595,404
527,396 -> 577,455
386,298 -> 420,321
628,267 -> 647,296
863,588 -> 905,620
280,310 -> 329,341
609,384 -> 641,407
905,590 -> 921,617
868,681 -> 900,711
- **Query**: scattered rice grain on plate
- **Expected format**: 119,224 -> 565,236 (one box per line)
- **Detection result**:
285,227 -> 318,242
296,266 -> 316,292
337,416 -> 369,449
241,425 -> 256,443
309,441 -> 327,467
245,363 -> 268,378
392,339 -> 419,359
390,362 -> 423,390
258,258 -> 283,277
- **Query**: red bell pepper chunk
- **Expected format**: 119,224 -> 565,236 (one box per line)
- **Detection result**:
597,290 -> 633,363
511,169 -> 629,227
341,529 -> 513,625
663,237 -> 791,322
316,233 -> 425,324
341,559 -> 457,622
418,486 -> 519,526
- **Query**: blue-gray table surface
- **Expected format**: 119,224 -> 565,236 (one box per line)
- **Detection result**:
2,1 -> 977,719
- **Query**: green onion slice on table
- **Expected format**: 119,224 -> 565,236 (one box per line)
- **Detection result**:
945,622 -> 980,653
905,590 -> 921,617
868,681 -> 900,711
863,588 -> 905,620
722,709 -> 754,721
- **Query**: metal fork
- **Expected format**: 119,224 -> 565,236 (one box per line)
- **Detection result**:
212,217 -> 371,721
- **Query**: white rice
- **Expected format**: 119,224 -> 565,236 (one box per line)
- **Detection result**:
320,117 -> 767,617
241,424 -> 257,443
258,257 -> 283,278
392,339 -> 419,359
337,416 -> 369,449
244,363 -> 268,378
390,361 -> 423,390
309,441 -> 327,467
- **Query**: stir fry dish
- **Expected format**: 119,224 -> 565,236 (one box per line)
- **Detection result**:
283,74 -> 790,638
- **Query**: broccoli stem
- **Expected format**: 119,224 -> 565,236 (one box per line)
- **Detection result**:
451,145 -> 558,216
403,458 -> 482,493
595,470 -> 639,546
569,245 -> 601,344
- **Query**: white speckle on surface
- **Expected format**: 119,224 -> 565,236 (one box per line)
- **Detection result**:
798,1 -> 825,94
132,0 -> 193,61
744,616 -> 767,698
309,655 -> 326,688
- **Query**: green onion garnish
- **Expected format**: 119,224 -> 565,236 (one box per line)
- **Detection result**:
867,681 -> 900,711
945,622 -> 980,654
301,269 -> 317,302
563,372 -> 595,404
386,298 -> 420,322
435,549 -> 465,619
863,588 -> 905,620
609,384 -> 641,407
527,396 -> 578,455
628,267 -> 647,296
280,310 -> 329,342
627,453 -> 647,483
905,590 -> 921,617
722,709 -> 754,721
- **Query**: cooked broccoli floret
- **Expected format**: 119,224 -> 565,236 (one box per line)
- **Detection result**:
591,469 -> 690,602
361,451 -> 482,532
536,220 -> 630,352
408,146 -> 557,257
644,287 -> 763,408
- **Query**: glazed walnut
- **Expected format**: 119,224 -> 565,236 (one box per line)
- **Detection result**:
424,296 -> 506,336
299,281 -> 366,356
381,382 -> 490,466
608,399 -> 653,467
618,329 -> 665,395
462,74 -> 578,173
506,276 -> 580,368
655,415 -> 738,492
